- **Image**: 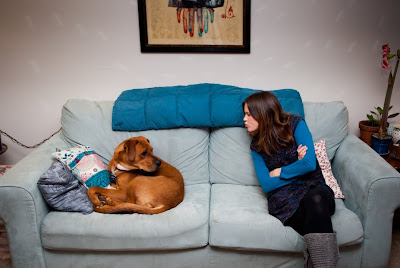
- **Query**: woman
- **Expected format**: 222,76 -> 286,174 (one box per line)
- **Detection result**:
242,91 -> 339,268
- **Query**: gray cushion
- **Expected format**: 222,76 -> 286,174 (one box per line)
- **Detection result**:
37,160 -> 93,215
41,183 -> 210,251
210,127 -> 256,185
209,184 -> 363,252
304,101 -> 348,161
209,101 -> 349,185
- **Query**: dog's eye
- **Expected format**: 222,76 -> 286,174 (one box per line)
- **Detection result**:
124,146 -> 128,151
142,151 -> 148,157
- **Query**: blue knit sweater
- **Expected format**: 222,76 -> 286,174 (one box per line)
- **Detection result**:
251,120 -> 316,194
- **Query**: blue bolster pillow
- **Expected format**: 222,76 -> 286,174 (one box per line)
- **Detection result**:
112,83 -> 304,131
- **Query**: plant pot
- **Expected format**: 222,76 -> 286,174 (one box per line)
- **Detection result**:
371,133 -> 392,155
359,120 -> 380,146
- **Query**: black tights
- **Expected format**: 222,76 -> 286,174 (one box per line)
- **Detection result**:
284,185 -> 335,236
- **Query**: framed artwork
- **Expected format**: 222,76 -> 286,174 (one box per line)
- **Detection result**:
138,0 -> 251,53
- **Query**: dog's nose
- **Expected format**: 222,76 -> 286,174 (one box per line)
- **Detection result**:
155,159 -> 161,167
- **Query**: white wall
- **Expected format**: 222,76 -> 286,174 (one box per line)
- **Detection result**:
1,0 -> 399,164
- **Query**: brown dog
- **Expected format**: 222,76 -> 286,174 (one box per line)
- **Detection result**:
87,136 -> 184,214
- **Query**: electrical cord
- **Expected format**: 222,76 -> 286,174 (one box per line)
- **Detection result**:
0,128 -> 62,149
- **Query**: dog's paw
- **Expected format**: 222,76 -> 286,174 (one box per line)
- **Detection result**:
105,197 -> 115,205
94,206 -> 102,212
90,199 -> 103,207
95,195 -> 107,206
94,205 -> 109,213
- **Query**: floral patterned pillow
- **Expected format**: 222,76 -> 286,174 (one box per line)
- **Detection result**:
52,145 -> 111,189
314,139 -> 345,199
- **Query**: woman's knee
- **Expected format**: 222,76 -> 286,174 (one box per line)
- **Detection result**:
304,188 -> 324,205
303,187 -> 335,214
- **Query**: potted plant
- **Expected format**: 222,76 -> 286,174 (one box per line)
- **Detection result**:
371,43 -> 400,155
359,106 -> 398,146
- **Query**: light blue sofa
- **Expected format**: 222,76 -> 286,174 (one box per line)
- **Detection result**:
1,95 -> 400,267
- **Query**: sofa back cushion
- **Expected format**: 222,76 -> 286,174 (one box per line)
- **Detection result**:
60,99 -> 209,185
210,101 -> 348,185
303,101 -> 348,161
210,127 -> 256,185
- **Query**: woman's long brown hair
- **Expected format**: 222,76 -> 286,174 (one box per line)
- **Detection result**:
243,91 -> 295,155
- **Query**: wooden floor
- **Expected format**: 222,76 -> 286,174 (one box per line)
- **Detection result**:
0,260 -> 11,268
389,228 -> 400,268
0,165 -> 11,268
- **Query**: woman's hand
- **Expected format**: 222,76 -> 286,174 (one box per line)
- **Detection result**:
269,168 -> 281,177
297,144 -> 308,160
268,146 -> 307,177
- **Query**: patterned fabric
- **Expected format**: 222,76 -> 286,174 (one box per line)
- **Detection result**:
252,115 -> 333,223
37,160 -> 93,214
52,145 -> 111,188
0,165 -> 13,176
52,145 -> 90,166
314,139 -> 345,199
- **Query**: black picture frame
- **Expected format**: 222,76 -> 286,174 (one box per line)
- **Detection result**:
138,0 -> 251,53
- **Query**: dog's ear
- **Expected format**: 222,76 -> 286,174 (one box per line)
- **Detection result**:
137,136 -> 150,144
124,140 -> 137,162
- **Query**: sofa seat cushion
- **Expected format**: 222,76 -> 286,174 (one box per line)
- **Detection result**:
209,184 -> 363,252
41,184 -> 210,251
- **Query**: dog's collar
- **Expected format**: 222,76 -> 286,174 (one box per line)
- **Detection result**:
112,164 -> 133,176
116,164 -> 131,171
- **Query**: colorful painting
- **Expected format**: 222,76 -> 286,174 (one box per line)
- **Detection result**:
138,0 -> 250,53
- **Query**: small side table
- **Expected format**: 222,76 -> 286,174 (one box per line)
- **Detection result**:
383,155 -> 400,172
383,147 -> 400,234
383,143 -> 400,172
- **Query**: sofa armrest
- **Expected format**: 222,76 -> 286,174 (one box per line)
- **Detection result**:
0,133 -> 68,268
331,134 -> 400,268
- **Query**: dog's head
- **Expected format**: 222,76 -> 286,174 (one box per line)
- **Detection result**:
109,136 -> 161,174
